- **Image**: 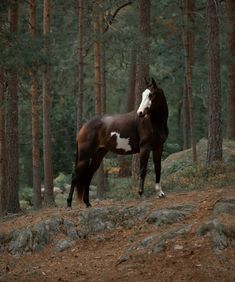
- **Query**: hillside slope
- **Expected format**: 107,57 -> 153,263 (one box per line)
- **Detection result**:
0,186 -> 235,282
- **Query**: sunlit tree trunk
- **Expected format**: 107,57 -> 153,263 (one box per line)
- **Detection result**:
206,0 -> 222,163
43,0 -> 54,206
29,0 -> 41,209
0,63 -> 6,214
132,0 -> 150,190
182,0 -> 197,160
226,0 -> 235,140
6,0 -> 20,212
77,0 -> 84,131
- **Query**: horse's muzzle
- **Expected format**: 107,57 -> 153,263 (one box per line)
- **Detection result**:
137,108 -> 150,118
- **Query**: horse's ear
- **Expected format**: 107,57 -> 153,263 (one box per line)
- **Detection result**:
151,77 -> 157,88
144,76 -> 150,86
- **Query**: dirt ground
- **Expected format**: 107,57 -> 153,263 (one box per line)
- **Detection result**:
0,186 -> 235,282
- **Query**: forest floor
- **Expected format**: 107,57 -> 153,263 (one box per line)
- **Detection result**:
0,185 -> 235,282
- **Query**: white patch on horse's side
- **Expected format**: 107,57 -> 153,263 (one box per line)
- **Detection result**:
137,89 -> 151,115
111,131 -> 132,152
155,183 -> 165,197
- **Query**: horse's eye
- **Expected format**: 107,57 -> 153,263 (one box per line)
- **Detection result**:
149,93 -> 152,99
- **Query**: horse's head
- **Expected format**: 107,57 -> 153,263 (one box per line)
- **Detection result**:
137,77 -> 159,118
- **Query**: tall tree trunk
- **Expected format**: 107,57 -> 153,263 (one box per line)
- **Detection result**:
118,48 -> 137,177
226,0 -> 235,140
0,70 -> 6,214
132,0 -> 150,191
29,0 -> 41,209
0,10 -> 6,214
93,3 -> 106,199
77,0 -> 84,131
182,80 -> 190,149
206,0 -> 223,163
126,48 -> 137,112
6,0 -> 20,213
43,0 -> 54,206
182,0 -> 197,160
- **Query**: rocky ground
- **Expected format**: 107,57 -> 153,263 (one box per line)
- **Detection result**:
0,186 -> 235,282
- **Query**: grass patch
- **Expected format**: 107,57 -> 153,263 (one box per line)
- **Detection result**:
162,161 -> 235,192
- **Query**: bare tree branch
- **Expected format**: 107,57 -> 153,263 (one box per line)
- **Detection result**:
104,1 -> 132,32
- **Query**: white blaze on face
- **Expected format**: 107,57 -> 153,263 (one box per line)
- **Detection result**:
137,89 -> 151,116
155,183 -> 165,197
111,132 -> 131,152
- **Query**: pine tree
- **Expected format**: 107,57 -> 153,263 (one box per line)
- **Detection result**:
182,0 -> 197,161
226,0 -> 235,140
6,0 -> 20,212
29,0 -> 41,209
0,60 -> 6,214
132,0 -> 150,191
206,0 -> 223,163
43,0 -> 54,206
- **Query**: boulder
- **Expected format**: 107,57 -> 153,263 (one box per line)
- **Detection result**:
146,205 -> 194,226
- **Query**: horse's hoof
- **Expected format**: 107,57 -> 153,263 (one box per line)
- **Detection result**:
141,196 -> 146,201
139,192 -> 146,200
158,191 -> 165,198
86,203 -> 92,208
66,206 -> 72,210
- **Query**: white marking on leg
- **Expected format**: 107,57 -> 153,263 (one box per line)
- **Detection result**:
155,183 -> 165,197
111,132 -> 131,152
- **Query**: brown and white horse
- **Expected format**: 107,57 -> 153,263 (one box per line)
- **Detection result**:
67,78 -> 168,208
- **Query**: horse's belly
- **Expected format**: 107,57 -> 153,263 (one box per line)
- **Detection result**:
109,146 -> 140,155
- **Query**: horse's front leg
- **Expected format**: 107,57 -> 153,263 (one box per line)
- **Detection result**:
138,147 -> 150,198
152,146 -> 165,197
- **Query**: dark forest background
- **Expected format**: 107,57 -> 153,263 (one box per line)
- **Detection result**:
0,0 -> 234,213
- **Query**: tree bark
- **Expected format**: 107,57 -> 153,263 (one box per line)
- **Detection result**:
118,48 -> 137,177
43,0 -> 54,206
77,0 -> 84,131
29,0 -> 41,209
132,0 -> 150,191
182,80 -> 190,149
182,0 -> 197,160
206,0 -> 223,163
0,69 -> 6,214
5,0 -> 20,213
93,3 -> 106,199
226,0 -> 235,140
0,9 -> 6,214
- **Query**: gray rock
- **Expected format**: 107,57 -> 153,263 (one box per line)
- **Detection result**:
63,219 -> 75,231
66,228 -> 80,240
213,198 -> 235,216
54,239 -> 74,252
197,220 -> 235,250
44,217 -> 63,234
8,228 -> 33,255
32,222 -> 50,251
153,242 -> 165,253
146,205 -> 194,226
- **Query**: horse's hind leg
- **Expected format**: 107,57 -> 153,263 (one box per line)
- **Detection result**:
138,147 -> 150,198
67,172 -> 76,208
153,145 -> 165,197
67,159 -> 89,208
82,148 -> 107,207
